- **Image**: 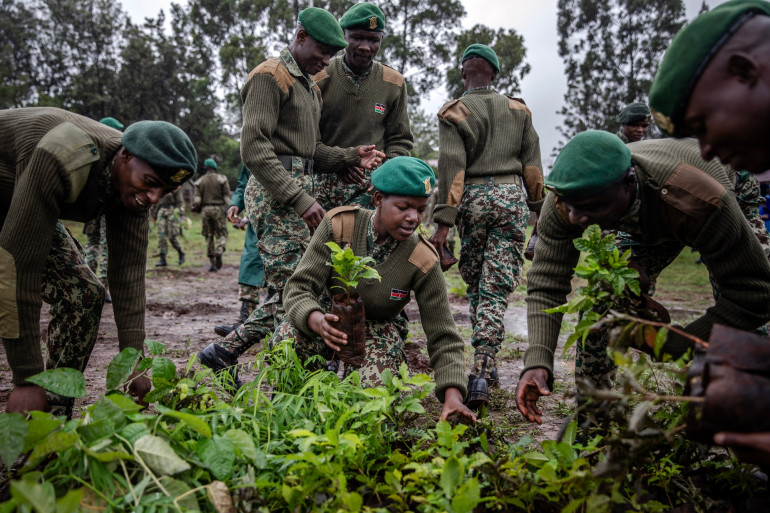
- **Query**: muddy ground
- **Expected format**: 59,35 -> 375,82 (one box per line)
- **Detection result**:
0,250 -> 703,443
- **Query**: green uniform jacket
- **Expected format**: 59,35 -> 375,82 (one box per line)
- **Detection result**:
524,138 -> 770,383
193,172 -> 231,208
313,58 -> 413,167
434,89 -> 543,226
283,208 -> 467,401
0,107 -> 149,382
240,49 -> 360,217
154,189 -> 185,212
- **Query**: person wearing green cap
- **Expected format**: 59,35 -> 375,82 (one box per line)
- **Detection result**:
0,107 -> 197,416
515,131 -> 770,427
269,156 -> 475,423
429,43 -> 544,409
193,158 -> 230,272
616,102 -> 651,143
201,7 -> 386,380
313,2 -> 414,211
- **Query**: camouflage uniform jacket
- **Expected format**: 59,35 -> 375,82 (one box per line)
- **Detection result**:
283,207 -> 467,402
193,172 -> 231,208
240,48 -> 361,216
524,138 -> 770,382
434,89 -> 544,226
155,188 -> 185,211
313,58 -> 413,170
0,107 -> 150,382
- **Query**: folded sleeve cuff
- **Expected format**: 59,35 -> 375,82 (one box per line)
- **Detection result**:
3,339 -> 45,385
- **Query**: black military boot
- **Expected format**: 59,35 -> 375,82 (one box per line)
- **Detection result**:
198,343 -> 243,391
214,323 -> 239,337
240,299 -> 251,323
466,351 -> 498,410
215,250 -> 223,270
46,392 -> 75,420
155,254 -> 167,267
178,250 -> 185,265
208,257 -> 217,272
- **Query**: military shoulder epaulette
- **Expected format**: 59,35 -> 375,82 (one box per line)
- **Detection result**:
505,95 -> 531,115
381,64 -> 405,87
408,233 -> 439,274
246,58 -> 296,94
437,99 -> 471,124
37,122 -> 99,204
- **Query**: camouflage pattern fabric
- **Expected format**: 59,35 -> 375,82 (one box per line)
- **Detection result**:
42,222 -> 105,375
83,216 -> 108,287
457,183 -> 529,358
156,207 -> 183,256
201,205 -> 228,257
239,284 -> 261,307
314,169 -> 374,211
272,315 -> 406,387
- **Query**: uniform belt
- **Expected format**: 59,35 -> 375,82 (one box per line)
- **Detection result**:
464,174 -> 523,186
276,155 -> 314,175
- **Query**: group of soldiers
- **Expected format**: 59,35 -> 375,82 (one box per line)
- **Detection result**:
2,0 -> 770,464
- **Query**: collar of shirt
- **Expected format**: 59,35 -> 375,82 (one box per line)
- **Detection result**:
341,58 -> 373,88
280,47 -> 316,94
462,86 -> 496,97
367,214 -> 398,264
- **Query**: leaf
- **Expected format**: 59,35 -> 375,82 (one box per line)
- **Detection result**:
224,429 -> 257,463
152,357 -> 176,381
55,488 -> 84,513
77,419 -> 114,445
26,368 -> 86,398
562,420 -> 577,447
90,395 -> 126,428
106,348 -> 141,389
451,477 -> 480,513
197,436 -> 235,480
9,472 -> 56,513
160,476 -> 198,510
106,392 -> 143,414
156,404 -> 211,438
134,434 -> 191,476
22,413 -> 62,452
119,423 -> 149,445
0,413 -> 28,467
440,456 -> 462,498
144,340 -> 165,355
24,431 -> 78,469
206,481 -> 235,513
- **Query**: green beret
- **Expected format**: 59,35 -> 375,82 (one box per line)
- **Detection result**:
340,3 -> 385,31
618,102 -> 651,124
461,44 -> 500,73
204,158 -> 218,170
298,7 -> 348,49
99,117 -> 124,131
649,0 -> 770,136
546,131 -> 632,198
122,121 -> 197,186
372,156 -> 435,197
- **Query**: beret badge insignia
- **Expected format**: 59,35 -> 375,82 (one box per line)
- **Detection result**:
652,109 -> 674,135
369,16 -> 377,29
171,169 -> 191,183
424,178 -> 431,195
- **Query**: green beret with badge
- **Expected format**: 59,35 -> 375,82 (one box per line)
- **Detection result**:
546,130 -> 632,198
649,0 -> 770,136
372,156 -> 436,197
298,7 -> 349,49
204,158 -> 218,170
461,43 -> 500,73
618,102 -> 651,124
340,2 -> 385,31
121,120 -> 197,186
99,117 -> 124,131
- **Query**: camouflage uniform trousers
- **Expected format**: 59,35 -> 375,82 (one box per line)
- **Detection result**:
314,169 -> 375,211
272,314 -> 406,386
83,216 -> 108,288
156,207 -> 183,256
201,205 -> 228,257
239,284 -> 260,317
456,183 -> 529,374
220,158 -> 311,355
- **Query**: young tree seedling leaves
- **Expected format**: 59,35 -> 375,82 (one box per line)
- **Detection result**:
156,404 -> 212,438
9,472 -> 56,513
145,339 -> 165,356
197,436 -> 236,480
152,356 -> 176,382
26,367 -> 86,398
440,456 -> 463,498
0,413 -> 28,467
107,348 -> 142,389
134,434 -> 191,476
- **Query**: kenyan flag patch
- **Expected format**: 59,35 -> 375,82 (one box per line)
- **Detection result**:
374,103 -> 386,115
390,288 -> 408,300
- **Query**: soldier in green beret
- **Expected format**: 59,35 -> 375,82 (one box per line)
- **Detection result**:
193,158 -> 230,272
429,43 -> 544,409
616,102 -> 651,143
199,7 -> 386,380
271,156 -> 475,423
313,2 -> 414,211
0,107 -> 197,415
515,131 -> 770,426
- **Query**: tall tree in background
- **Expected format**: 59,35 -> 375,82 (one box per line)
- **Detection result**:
445,24 -> 531,101
556,0 -> 685,149
0,0 -> 39,108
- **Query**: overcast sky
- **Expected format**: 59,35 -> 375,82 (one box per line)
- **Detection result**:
124,0 -> 727,166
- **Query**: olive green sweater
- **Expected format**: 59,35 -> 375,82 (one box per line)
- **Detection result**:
283,208 -> 467,401
240,49 -> 360,216
313,58 -> 413,167
434,89 -> 543,226
0,107 -> 149,384
524,138 -> 770,384
193,172 -> 231,207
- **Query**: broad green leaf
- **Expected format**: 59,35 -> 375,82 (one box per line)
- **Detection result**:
144,340 -> 165,355
562,498 -> 587,513
90,395 -> 126,428
287,429 -> 315,437
342,491 -> 363,512
159,476 -> 198,510
562,421 -> 577,447
26,368 -> 86,398
156,404 -> 211,438
9,472 -> 56,513
22,413 -> 62,452
197,436 -> 235,480
440,456 -> 462,498
134,434 -> 191,476
451,477 -> 480,513
106,348 -> 141,389
77,419 -> 114,445
106,393 -> 143,414
522,451 -> 550,465
224,428 -> 257,463
24,431 -> 78,469
0,413 -> 28,467
136,358 -> 153,373
55,487 -> 83,513
152,357 -> 176,381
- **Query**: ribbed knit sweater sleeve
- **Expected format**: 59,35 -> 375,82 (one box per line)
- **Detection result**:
313,141 -> 361,174
240,68 -> 316,216
434,102 -> 473,227
382,71 -> 413,159
520,112 -> 544,212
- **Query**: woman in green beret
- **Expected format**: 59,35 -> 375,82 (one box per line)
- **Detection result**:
275,156 -> 476,423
